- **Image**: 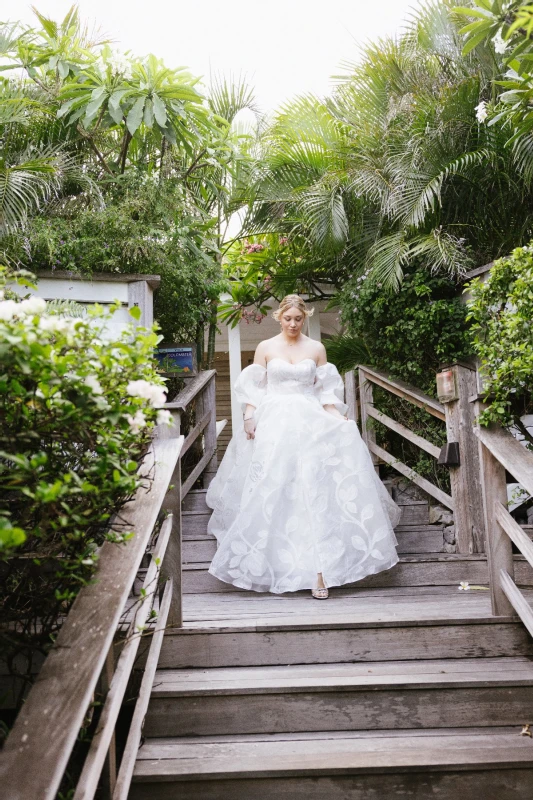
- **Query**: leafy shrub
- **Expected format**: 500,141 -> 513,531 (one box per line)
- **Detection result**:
0,268 -> 172,703
339,266 -> 473,393
336,267 -> 473,486
467,244 -> 533,444
5,179 -> 226,346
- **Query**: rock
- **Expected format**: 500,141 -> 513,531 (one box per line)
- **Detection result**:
429,504 -> 454,526
443,525 -> 456,544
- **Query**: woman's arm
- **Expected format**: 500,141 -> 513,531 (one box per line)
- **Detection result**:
316,344 -> 347,420
243,342 -> 267,439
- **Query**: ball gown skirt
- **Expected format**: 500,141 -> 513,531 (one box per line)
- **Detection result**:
205,358 -> 400,594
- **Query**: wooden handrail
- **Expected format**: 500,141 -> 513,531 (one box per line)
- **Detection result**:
0,367 -> 221,800
366,405 -> 441,459
0,435 -> 183,800
474,418 -> 533,629
473,423 -> 533,499
369,441 -> 454,510
359,365 -> 445,421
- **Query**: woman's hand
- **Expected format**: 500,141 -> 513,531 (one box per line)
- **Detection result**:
323,403 -> 348,421
244,403 -> 257,439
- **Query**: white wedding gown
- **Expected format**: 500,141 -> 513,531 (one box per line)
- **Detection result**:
206,358 -> 400,594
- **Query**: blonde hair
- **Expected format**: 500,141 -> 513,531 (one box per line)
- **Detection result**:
272,294 -> 314,322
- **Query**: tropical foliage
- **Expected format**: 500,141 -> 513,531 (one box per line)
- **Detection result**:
467,244 -> 533,443
0,6 -> 258,365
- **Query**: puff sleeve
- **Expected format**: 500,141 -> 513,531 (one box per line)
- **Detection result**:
314,362 -> 348,415
233,364 -> 267,412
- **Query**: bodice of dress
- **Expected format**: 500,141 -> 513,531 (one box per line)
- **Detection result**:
265,357 -> 317,399
233,359 -> 349,415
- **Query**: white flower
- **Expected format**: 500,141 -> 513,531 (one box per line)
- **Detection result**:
126,379 -> 166,407
126,409 -> 147,433
0,299 -> 19,320
458,581 -> 470,591
39,315 -> 70,333
493,30 -> 508,55
475,101 -> 488,123
156,409 -> 174,427
18,296 -> 47,316
84,375 -> 103,395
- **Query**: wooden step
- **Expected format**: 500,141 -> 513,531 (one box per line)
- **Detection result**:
182,526 -> 446,563
182,489 -> 209,513
181,554 -> 533,594
144,657 -> 533,737
130,728 -> 533,799
158,615 -> 533,669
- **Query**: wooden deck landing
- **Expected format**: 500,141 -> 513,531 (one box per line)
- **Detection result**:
180,585 -> 533,630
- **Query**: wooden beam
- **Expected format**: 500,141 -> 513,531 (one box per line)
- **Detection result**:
359,368 -> 379,474
0,437 -> 183,800
344,370 -> 358,424
476,431 -> 515,617
216,419 -> 228,438
500,569 -> 533,637
164,370 -> 216,411
180,410 -> 211,458
473,423 -> 533,499
359,365 -> 445,421
444,365 -> 485,554
495,501 -> 533,571
112,579 -> 173,800
366,406 -> 441,459
368,441 -> 454,510
73,515 -> 174,800
181,445 -> 217,499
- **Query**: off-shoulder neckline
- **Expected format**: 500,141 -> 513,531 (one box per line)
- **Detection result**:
265,357 -> 318,368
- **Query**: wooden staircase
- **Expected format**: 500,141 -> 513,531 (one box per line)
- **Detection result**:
130,489 -> 533,799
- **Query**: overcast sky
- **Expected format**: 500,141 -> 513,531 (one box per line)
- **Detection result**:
4,0 -> 421,110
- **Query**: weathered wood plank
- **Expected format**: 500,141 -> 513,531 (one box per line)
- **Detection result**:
359,367 -> 379,472
181,445 -> 217,499
0,436 -> 183,800
366,406 -> 441,459
367,441 -> 454,510
495,502 -> 533,570
164,370 -> 216,411
74,516 -> 174,800
145,681 -> 533,737
344,370 -> 357,424
476,425 -> 515,617
158,621 -> 533,669
112,579 -> 173,800
500,569 -> 533,638
474,422 -> 533,498
359,365 -> 446,421
180,410 -> 211,458
443,366 -> 485,553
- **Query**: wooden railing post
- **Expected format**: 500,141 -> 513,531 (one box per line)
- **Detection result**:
197,374 -> 218,488
440,364 -> 486,553
358,367 -> 379,473
345,369 -> 358,424
476,428 -> 515,616
160,456 -> 182,628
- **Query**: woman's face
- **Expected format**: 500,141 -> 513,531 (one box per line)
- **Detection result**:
280,306 -> 304,339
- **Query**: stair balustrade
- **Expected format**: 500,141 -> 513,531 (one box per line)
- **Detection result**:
0,369 -> 225,800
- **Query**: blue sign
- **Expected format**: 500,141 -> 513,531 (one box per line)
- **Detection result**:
154,345 -> 196,376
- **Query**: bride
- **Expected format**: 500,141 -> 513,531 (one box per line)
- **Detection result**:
206,294 -> 400,599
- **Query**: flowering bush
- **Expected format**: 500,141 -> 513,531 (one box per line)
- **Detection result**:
467,244 -> 533,443
0,268 -> 171,696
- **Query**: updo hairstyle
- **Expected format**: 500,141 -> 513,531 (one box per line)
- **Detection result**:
272,294 -> 314,322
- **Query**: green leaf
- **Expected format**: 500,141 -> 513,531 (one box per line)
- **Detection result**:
126,96 -> 146,135
129,305 -> 141,320
152,93 -> 167,128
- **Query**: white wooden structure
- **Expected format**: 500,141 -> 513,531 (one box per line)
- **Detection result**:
10,271 -> 160,336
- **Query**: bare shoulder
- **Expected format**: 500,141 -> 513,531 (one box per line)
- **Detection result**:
314,340 -> 327,366
253,339 -> 273,366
